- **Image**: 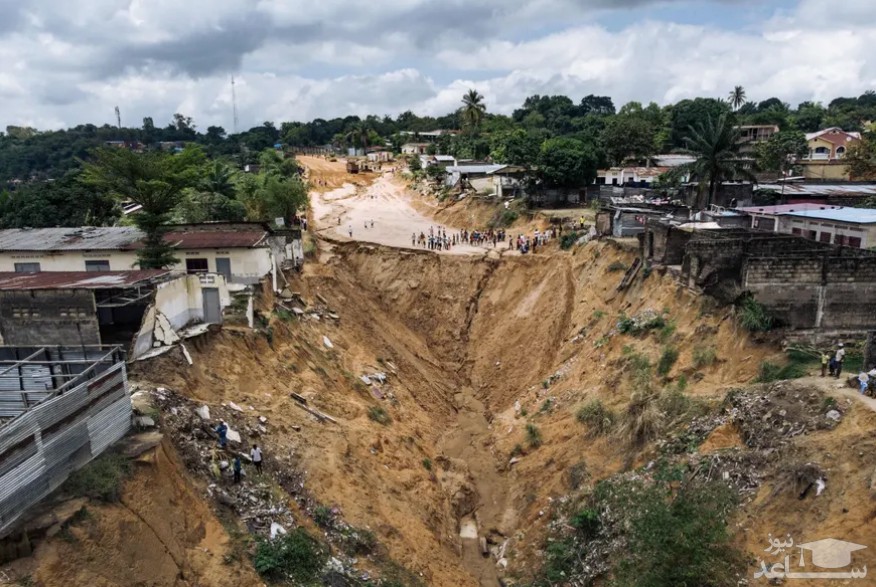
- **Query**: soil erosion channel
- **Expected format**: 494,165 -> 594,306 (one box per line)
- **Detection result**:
304,158 -> 571,585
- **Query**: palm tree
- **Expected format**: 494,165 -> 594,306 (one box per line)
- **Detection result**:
728,86 -> 746,111
461,89 -> 487,134
343,123 -> 370,151
681,113 -> 754,209
199,160 -> 236,198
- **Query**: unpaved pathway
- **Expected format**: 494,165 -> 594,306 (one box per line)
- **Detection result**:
798,375 -> 876,411
307,162 -> 513,256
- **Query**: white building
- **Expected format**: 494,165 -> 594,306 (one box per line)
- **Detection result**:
0,223 -> 293,290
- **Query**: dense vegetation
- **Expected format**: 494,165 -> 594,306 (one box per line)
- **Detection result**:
1,87 -> 875,244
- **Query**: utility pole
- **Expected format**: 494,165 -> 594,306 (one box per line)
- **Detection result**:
114,106 -> 121,129
231,76 -> 239,134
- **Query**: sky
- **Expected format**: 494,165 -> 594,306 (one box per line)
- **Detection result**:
1,0 -> 875,131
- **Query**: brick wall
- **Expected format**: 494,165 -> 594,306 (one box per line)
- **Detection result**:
0,290 -> 100,346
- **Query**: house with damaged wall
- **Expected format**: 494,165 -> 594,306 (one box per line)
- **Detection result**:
0,222 -> 300,292
0,271 -> 232,361
642,221 -> 876,348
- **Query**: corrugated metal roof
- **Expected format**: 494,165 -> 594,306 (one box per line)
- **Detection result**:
0,227 -> 143,252
757,183 -> 876,196
0,225 -> 271,252
739,203 -> 845,215
144,230 -> 267,250
447,164 -> 507,174
783,208 -> 876,224
0,270 -> 169,290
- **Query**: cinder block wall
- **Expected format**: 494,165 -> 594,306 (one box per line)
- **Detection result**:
0,291 -> 100,346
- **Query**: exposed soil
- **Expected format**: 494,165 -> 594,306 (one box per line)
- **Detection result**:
15,160 -> 876,586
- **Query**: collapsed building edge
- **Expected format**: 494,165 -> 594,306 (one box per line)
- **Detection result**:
642,220 -> 876,361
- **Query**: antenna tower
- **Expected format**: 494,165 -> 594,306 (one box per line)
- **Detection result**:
114,106 -> 121,128
231,76 -> 239,134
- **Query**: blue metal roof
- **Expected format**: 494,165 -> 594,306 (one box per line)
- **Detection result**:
783,208 -> 876,224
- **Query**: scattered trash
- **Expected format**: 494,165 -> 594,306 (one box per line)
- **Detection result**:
323,336 -> 334,349
270,522 -> 287,539
195,405 -> 211,421
133,416 -> 156,429
180,343 -> 193,365
825,410 -> 842,422
226,427 -> 242,444
228,402 -> 245,413
815,478 -> 826,496
259,416 -> 267,424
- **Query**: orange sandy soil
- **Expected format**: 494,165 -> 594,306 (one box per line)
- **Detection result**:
14,158 -> 876,587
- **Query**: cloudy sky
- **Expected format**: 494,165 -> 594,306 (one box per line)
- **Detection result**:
2,0 -> 875,131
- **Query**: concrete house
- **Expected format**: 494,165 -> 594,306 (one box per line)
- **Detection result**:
799,128 -> 862,180
0,222 -> 292,290
0,270 -> 232,359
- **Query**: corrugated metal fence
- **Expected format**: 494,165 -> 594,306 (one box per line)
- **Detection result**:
0,347 -> 130,537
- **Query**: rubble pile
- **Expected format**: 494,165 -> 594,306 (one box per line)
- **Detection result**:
145,387 -> 385,584
724,382 -> 842,450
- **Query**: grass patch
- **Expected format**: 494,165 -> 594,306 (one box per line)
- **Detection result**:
607,261 -> 628,272
367,406 -> 392,425
657,346 -> 679,376
657,321 -> 677,343
622,347 -> 653,390
253,527 -> 327,583
618,392 -> 661,447
737,295 -> 775,332
576,400 -> 616,436
422,458 -> 432,471
62,452 -> 132,502
489,208 -> 519,229
526,424 -> 543,448
340,526 -> 377,556
534,470 -> 743,587
692,346 -> 717,368
539,398 -> 554,413
617,311 -> 668,336
592,309 -> 605,320
560,231 -> 581,250
313,505 -> 334,529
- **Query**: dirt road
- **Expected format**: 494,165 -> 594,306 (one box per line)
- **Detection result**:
303,156 -> 511,256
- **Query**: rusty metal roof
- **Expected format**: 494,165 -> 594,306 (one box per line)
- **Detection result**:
0,225 -> 270,252
0,270 -> 169,290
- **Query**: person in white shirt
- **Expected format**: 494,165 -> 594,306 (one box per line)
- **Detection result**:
251,445 -> 263,475
834,343 -> 846,379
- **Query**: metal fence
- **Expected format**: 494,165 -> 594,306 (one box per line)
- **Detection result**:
0,346 -> 130,537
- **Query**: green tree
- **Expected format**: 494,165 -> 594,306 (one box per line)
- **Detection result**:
461,89 -> 487,134
755,130 -> 808,178
601,116 -> 657,165
538,137 -> 598,188
490,129 -> 541,166
81,147 -> 204,268
845,135 -> 876,180
681,113 -> 753,208
0,172 -> 119,228
728,86 -> 746,111
669,98 -> 732,149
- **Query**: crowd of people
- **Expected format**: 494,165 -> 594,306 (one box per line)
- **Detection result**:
411,225 -> 565,254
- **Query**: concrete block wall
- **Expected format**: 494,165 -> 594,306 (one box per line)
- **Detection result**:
0,291 -> 100,346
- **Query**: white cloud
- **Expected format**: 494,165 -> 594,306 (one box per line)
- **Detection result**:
1,0 -> 875,130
